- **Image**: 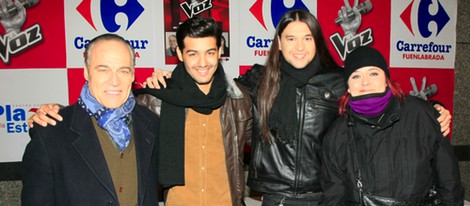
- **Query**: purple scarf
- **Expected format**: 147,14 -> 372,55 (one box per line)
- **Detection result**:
348,89 -> 392,116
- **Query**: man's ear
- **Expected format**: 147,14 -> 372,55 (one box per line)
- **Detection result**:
131,68 -> 135,82
176,46 -> 183,62
278,37 -> 282,51
218,46 -> 223,57
84,67 -> 90,81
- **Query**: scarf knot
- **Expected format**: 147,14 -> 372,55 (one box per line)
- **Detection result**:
78,82 -> 135,153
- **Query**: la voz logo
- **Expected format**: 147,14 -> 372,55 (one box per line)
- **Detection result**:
76,0 -> 145,32
400,0 -> 449,38
0,0 -> 42,64
0,24 -> 42,64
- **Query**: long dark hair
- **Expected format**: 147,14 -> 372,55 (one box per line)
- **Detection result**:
257,9 -> 338,142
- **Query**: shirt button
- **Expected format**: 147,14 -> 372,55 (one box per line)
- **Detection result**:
201,189 -> 205,192
202,123 -> 206,126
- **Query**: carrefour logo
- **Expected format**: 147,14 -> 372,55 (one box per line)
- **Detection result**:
73,0 -> 149,52
247,0 -> 312,54
0,104 -> 34,134
400,0 -> 449,38
76,0 -> 144,32
396,0 -> 452,60
249,0 -> 310,31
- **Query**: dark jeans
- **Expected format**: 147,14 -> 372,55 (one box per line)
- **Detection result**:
261,193 -> 323,206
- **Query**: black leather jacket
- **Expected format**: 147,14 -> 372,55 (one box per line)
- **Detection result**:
236,64 -> 345,198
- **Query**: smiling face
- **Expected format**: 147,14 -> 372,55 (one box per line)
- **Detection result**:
278,21 -> 316,69
84,39 -> 135,109
347,66 -> 388,97
177,36 -> 222,94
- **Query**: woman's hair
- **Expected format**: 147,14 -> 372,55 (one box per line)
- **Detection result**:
256,9 -> 338,142
338,79 -> 406,116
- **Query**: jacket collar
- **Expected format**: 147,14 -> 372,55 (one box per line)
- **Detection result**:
225,74 -> 243,99
69,104 -> 118,200
69,104 -> 156,205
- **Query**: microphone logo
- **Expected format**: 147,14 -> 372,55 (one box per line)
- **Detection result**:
409,76 -> 438,100
335,0 -> 372,24
330,0 -> 375,61
0,0 -> 39,20
0,0 -> 42,64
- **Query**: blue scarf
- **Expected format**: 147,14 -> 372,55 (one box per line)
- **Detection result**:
78,82 -> 135,153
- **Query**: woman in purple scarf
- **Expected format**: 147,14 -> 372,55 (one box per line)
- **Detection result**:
320,46 -> 464,205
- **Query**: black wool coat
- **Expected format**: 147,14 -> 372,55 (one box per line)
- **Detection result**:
21,104 -> 160,206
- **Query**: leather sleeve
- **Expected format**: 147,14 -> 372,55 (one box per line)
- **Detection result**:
234,64 -> 264,96
134,91 -> 162,117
